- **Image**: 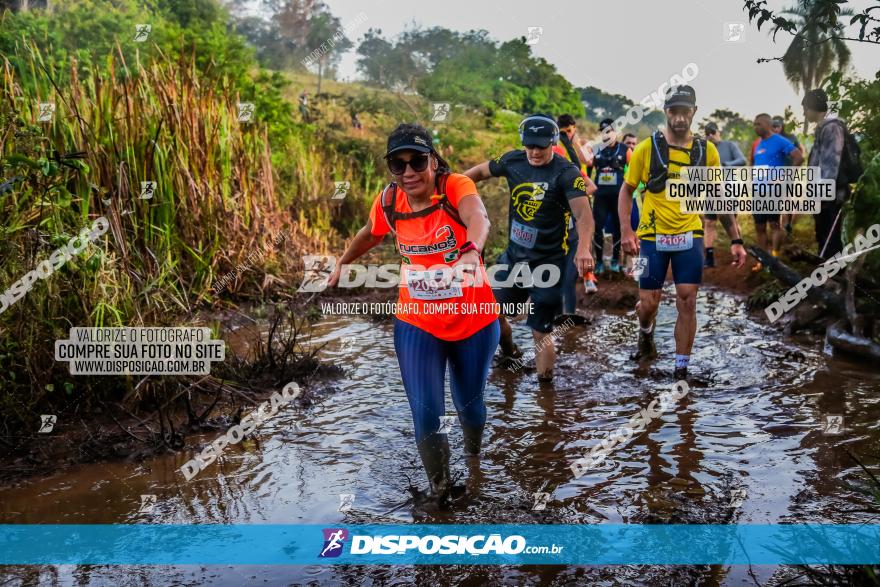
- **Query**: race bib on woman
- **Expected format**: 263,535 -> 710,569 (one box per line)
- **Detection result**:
405,269 -> 463,300
656,231 -> 694,252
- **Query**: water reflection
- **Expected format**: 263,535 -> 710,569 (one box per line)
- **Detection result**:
2,288 -> 879,585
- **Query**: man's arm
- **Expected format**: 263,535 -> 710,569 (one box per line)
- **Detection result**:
619,182 -> 638,254
583,174 -> 597,196
463,161 -> 492,183
718,214 -> 747,268
790,147 -> 804,167
569,196 -> 595,276
818,123 -> 845,182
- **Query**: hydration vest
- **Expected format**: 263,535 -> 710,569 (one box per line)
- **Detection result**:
594,142 -> 628,172
380,173 -> 465,233
646,131 -> 707,193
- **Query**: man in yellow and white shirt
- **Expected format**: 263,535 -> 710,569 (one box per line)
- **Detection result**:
618,85 -> 747,381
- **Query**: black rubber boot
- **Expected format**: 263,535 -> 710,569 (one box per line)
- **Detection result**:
417,435 -> 452,502
673,367 -> 688,382
632,325 -> 658,361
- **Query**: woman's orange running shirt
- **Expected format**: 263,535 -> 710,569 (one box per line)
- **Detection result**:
368,173 -> 499,341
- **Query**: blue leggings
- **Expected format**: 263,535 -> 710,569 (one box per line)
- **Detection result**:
393,318 -> 500,451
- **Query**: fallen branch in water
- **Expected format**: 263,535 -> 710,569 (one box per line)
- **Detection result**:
826,320 -> 880,362
748,246 -> 846,317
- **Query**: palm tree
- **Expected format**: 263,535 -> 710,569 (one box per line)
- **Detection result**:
775,0 -> 852,131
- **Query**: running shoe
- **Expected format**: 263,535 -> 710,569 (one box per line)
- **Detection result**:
673,367 -> 688,382
610,259 -> 620,273
595,262 -> 605,276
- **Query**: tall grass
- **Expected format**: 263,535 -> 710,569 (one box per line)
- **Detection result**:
0,40 -> 322,434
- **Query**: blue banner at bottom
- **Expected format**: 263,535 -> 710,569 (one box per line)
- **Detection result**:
1,524 -> 877,565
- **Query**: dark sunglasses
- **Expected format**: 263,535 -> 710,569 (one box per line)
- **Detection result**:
387,153 -> 430,175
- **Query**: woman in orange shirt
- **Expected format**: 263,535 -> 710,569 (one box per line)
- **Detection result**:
328,123 -> 500,504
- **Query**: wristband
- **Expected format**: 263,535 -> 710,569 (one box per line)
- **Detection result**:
731,238 -> 744,245
459,241 -> 481,256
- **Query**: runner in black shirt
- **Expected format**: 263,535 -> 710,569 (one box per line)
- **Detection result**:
465,114 -> 595,383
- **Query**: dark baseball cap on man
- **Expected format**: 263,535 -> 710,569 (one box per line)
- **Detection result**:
664,85 -> 697,109
385,125 -> 434,157
598,118 -> 615,131
520,115 -> 559,148
705,122 -> 719,134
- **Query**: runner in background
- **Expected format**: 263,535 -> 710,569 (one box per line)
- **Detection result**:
619,86 -> 747,381
751,113 -> 804,271
771,115 -> 805,235
553,115 -> 598,309
803,89 -> 850,259
772,116 -> 805,163
328,124 -> 500,504
703,122 -> 747,267
592,119 -> 632,275
621,133 -> 643,271
465,114 -> 595,383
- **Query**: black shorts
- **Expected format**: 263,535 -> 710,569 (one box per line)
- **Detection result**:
703,214 -> 718,221
492,251 -> 563,334
752,213 -> 781,225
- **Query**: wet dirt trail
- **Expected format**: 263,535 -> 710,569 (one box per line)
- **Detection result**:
1,285 -> 878,586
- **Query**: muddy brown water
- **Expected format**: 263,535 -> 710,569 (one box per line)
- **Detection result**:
2,286 -> 879,586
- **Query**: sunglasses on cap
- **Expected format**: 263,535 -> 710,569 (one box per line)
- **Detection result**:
386,153 -> 431,175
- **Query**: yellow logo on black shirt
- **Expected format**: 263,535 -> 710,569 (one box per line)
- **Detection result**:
512,182 -> 547,221
573,176 -> 586,192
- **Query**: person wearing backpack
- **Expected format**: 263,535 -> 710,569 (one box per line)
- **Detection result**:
465,114 -> 596,384
327,123 -> 500,505
618,86 -> 747,382
592,118 -> 633,275
802,89 -> 862,259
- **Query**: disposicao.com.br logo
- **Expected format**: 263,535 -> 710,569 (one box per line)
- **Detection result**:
319,529 -> 563,558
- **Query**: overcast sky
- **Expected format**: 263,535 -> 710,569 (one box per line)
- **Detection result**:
321,0 -> 879,124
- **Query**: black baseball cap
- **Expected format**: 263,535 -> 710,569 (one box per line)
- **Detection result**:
771,116 -> 784,128
520,115 -> 559,148
664,85 -> 697,109
385,125 -> 434,157
598,118 -> 615,131
705,122 -> 719,134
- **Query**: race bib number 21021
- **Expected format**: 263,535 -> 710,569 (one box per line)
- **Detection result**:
656,231 -> 694,252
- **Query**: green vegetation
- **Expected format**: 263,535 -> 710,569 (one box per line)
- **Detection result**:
354,26 -> 583,116
0,0 -> 877,452
0,0 -> 324,437
580,85 -> 666,130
